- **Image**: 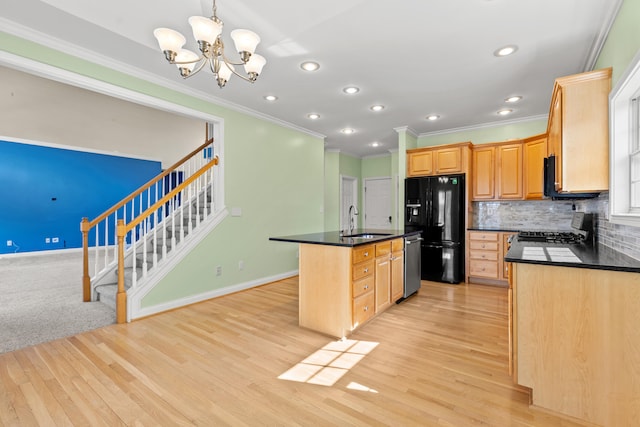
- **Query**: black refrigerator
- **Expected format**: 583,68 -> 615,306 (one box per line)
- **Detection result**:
405,174 -> 465,283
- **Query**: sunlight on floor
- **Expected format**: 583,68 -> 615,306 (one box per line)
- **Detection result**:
278,339 -> 379,388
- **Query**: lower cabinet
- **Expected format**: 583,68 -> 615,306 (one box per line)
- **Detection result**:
467,230 -> 515,285
298,239 -> 404,338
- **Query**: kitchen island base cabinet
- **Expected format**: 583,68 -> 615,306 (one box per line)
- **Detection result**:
298,239 -> 404,338
512,262 -> 640,426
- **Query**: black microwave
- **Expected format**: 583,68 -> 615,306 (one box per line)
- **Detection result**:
543,155 -> 599,200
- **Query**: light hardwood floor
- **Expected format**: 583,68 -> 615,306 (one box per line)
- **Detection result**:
0,277 -> 593,426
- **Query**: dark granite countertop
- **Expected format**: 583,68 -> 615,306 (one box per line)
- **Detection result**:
269,229 -> 420,247
505,239 -> 640,273
468,227 -> 520,233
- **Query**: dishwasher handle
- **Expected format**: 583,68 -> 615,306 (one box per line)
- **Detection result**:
405,237 -> 424,246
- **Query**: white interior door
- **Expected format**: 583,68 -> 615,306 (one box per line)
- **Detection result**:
364,177 -> 392,229
340,176 -> 358,231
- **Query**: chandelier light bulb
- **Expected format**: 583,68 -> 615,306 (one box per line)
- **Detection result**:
175,49 -> 199,76
153,28 -> 186,59
188,16 -> 223,45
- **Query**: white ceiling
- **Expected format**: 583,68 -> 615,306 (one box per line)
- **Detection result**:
1,0 -> 622,157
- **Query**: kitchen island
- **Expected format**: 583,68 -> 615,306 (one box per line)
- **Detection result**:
505,240 -> 640,426
270,229 -> 419,338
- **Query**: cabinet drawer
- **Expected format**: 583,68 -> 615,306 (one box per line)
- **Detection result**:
352,276 -> 374,298
375,241 -> 392,257
469,260 -> 499,278
469,232 -> 499,242
353,291 -> 375,327
391,238 -> 404,252
353,245 -> 374,264
469,241 -> 499,251
469,250 -> 499,261
353,260 -> 374,281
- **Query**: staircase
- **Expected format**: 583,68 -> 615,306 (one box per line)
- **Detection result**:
81,136 -> 220,323
92,189 -> 212,309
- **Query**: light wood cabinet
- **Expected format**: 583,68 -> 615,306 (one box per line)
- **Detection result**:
374,241 -> 392,313
467,231 -> 514,285
512,262 -> 640,426
472,142 -> 523,201
471,146 -> 496,200
406,142 -> 471,177
496,143 -> 523,199
546,68 -> 611,193
468,231 -> 500,279
298,239 -> 404,338
523,134 -> 547,200
391,239 -> 404,302
407,150 -> 434,176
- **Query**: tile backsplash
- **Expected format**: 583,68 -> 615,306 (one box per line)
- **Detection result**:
473,193 -> 640,261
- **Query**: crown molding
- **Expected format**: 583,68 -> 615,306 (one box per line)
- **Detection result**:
0,18 -> 325,140
393,126 -> 418,137
418,114 -> 548,138
362,152 -> 392,160
582,0 -> 623,71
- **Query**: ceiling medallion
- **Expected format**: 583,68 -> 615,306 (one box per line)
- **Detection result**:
153,0 -> 266,88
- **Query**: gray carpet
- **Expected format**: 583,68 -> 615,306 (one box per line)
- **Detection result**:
0,250 -> 115,354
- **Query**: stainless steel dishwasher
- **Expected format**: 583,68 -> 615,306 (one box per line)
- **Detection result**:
403,234 -> 422,299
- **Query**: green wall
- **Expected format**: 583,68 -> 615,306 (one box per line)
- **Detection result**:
0,31 -> 325,308
417,118 -> 547,147
596,0 -> 640,86
362,155 -> 391,178
324,150 -> 340,231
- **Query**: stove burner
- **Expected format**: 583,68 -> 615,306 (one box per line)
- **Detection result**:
517,231 -> 584,244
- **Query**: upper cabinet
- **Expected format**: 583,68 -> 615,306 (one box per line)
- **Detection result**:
472,141 -> 523,201
472,145 -> 496,200
407,142 -> 471,177
497,143 -> 523,200
523,134 -> 547,200
547,68 -> 611,193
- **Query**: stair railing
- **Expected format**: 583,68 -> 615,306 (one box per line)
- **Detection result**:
81,137 -> 216,304
113,157 -> 218,322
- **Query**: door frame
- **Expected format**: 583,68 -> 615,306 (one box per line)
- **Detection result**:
363,176 -> 392,229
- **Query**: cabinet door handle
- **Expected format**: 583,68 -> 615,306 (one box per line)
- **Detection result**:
364,252 -> 369,257
364,268 -> 369,273
364,306 -> 369,312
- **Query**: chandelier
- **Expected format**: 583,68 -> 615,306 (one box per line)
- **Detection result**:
153,0 -> 266,88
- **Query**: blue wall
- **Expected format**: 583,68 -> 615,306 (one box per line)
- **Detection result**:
0,140 -> 162,254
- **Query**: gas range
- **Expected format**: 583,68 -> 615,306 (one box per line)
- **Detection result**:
517,231 -> 585,244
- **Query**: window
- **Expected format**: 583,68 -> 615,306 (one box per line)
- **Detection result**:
610,49 -> 640,226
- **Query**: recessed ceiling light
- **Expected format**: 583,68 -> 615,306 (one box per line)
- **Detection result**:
505,96 -> 522,103
307,113 -> 320,120
370,105 -> 385,112
343,86 -> 360,94
300,61 -> 320,72
497,108 -> 513,115
370,142 -> 381,147
494,45 -> 518,57
426,114 -> 440,121
264,95 -> 278,101
341,128 -> 356,134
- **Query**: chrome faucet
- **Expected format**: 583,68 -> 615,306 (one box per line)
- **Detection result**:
348,205 -> 359,233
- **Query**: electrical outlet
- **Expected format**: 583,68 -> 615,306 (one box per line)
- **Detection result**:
238,260 -> 244,271
6,240 -> 12,247
52,237 -> 59,243
45,238 -> 51,244
216,266 -> 222,276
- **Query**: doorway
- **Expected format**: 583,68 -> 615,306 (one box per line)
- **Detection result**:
364,177 -> 392,229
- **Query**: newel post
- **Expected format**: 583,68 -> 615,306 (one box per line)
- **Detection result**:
81,217 -> 91,302
116,219 -> 127,324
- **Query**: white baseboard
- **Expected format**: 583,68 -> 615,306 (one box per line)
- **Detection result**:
132,270 -> 299,320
